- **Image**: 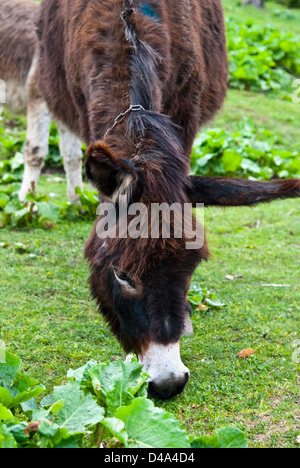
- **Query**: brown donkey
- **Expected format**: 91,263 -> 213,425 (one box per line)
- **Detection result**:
37,0 -> 300,399
0,0 -> 83,203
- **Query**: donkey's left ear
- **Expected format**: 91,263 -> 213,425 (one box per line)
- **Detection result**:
85,141 -> 142,202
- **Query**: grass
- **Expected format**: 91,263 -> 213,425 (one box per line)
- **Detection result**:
0,181 -> 299,448
165,198 -> 300,448
214,89 -> 300,151
0,0 -> 299,449
223,0 -> 300,33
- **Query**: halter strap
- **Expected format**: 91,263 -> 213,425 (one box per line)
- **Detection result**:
104,104 -> 145,138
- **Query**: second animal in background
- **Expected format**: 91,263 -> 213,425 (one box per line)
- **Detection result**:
0,0 -> 83,203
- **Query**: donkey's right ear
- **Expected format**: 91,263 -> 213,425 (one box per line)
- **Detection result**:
85,141 -> 141,202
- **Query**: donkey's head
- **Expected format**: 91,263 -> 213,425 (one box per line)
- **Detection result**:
84,126 -> 209,399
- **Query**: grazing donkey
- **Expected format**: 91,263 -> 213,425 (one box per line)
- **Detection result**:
0,0 -> 83,203
37,0 -> 300,399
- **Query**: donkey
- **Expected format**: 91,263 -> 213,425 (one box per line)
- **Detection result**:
0,0 -> 83,203
37,0 -> 300,399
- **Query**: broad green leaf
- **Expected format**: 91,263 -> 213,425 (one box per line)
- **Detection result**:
0,403 -> 13,421
8,386 -> 45,409
67,359 -> 98,390
35,201 -> 59,223
188,294 -> 203,305
10,372 -> 42,396
0,423 -> 17,448
7,373 -> 45,409
115,398 -> 190,448
0,351 -> 21,389
40,394 -> 54,408
20,397 -> 40,415
102,417 -> 128,446
0,184 -> 14,194
13,208 -> 29,223
53,382 -> 104,434
38,419 -> 59,438
49,399 -> 65,415
190,434 -> 220,448
196,153 -> 215,167
217,427 -> 248,448
31,407 -> 52,422
4,199 -> 22,214
1,173 -> 18,184
10,152 -> 24,172
8,422 -> 29,444
222,149 -> 243,173
0,193 -> 10,208
190,427 -> 247,448
241,158 -> 261,174
89,361 -> 148,416
54,436 -> 79,448
188,284 -> 225,310
0,388 -> 13,407
35,419 -> 79,448
205,297 -> 225,308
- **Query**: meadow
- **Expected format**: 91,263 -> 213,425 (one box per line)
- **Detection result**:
0,0 -> 299,448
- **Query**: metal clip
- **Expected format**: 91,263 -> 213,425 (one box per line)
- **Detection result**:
104,105 -> 145,138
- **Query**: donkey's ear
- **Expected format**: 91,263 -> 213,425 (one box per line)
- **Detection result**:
187,175 -> 300,207
85,141 -> 141,202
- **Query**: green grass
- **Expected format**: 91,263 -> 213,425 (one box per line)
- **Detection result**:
0,0 -> 300,449
223,0 -> 300,33
214,89 -> 300,151
164,198 -> 300,448
0,178 -> 299,448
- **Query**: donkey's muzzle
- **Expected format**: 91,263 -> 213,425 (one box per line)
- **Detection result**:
138,341 -> 190,399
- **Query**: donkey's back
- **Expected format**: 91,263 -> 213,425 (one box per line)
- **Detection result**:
0,0 -> 39,114
37,0 -> 228,154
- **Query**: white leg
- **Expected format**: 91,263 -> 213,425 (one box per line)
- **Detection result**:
19,57 -> 50,202
58,126 -> 83,203
19,98 -> 51,201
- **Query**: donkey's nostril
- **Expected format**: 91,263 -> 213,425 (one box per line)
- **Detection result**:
148,372 -> 189,400
147,381 -> 175,400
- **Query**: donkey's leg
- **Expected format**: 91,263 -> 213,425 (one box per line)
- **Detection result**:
19,73 -> 51,202
19,99 -> 51,201
58,125 -> 83,203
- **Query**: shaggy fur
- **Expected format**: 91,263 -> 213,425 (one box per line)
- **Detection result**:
37,0 -> 300,393
0,0 -> 83,202
0,0 -> 38,104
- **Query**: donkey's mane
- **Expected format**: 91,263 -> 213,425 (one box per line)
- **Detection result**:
86,0 -> 206,280
121,0 -> 190,196
122,0 -> 162,112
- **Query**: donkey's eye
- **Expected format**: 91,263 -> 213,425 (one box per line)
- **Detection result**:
113,268 -> 136,290
118,272 -> 130,282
